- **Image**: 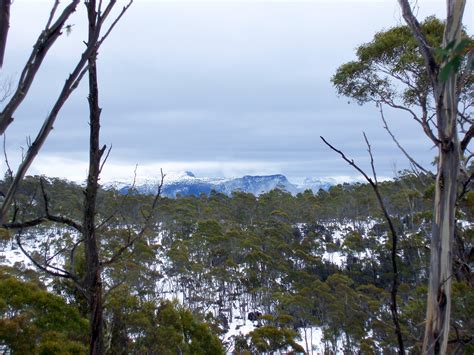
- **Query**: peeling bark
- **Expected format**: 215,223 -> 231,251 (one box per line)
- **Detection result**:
398,0 -> 466,353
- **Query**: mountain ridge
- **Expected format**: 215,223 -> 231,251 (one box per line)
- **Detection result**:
109,171 -> 335,197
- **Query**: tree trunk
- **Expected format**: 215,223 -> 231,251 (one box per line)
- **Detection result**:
84,1 -> 103,353
397,1 -> 465,352
422,24 -> 462,353
423,143 -> 458,354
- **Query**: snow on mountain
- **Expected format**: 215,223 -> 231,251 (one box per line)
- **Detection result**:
108,171 -> 333,198
298,177 -> 337,192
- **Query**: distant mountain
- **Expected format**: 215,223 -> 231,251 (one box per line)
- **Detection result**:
109,171 -> 334,198
298,177 -> 336,192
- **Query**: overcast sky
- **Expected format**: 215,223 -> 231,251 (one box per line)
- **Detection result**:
2,0 -> 473,183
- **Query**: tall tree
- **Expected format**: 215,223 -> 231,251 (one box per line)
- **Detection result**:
2,2 -> 135,353
398,2 -> 470,353
332,2 -> 472,352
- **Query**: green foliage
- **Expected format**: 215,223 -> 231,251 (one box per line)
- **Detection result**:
2,172 -> 473,352
246,325 -> 304,353
106,296 -> 224,355
332,16 -> 473,109
0,267 -> 88,354
435,38 -> 474,81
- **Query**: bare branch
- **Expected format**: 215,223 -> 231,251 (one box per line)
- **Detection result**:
69,237 -> 84,273
39,178 -> 83,233
460,123 -> 474,153
397,0 -> 439,88
2,133 -> 12,178
0,5 -> 110,224
15,232 -> 71,279
3,217 -> 47,229
101,170 -> 165,266
97,0 -> 133,47
0,0 -> 11,68
321,135 -> 405,354
45,1 -> 60,30
0,0 -> 81,134
379,105 -> 430,174
98,143 -> 112,175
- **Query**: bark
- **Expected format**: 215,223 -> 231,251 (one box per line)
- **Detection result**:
398,0 -> 466,353
84,2 -> 104,353
423,51 -> 461,355
422,1 -> 465,353
0,0 -> 11,68
0,0 -> 80,134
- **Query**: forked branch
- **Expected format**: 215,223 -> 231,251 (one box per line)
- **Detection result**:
101,169 -> 165,266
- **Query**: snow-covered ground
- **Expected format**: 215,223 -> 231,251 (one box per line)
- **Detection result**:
0,219 -> 394,354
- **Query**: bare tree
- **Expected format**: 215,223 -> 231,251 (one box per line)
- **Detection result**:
0,1 -> 143,353
0,1 -> 129,226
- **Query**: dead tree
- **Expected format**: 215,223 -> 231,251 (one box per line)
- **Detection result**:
1,1 -> 147,354
0,0 -> 127,225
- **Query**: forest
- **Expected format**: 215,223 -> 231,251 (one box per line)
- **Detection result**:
0,0 -> 473,354
0,171 -> 473,353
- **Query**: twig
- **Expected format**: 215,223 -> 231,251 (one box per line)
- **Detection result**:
39,178 -> 83,233
101,170 -> 165,266
97,0 -> 133,47
98,143 -> 112,175
2,133 -> 12,178
45,0 -> 60,30
379,105 -> 430,174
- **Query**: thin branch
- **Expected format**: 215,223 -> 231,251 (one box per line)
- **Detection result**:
398,0 -> 439,88
460,123 -> 474,153
321,135 -> 405,354
3,217 -> 47,229
101,170 -> 165,266
45,0 -> 60,30
458,170 -> 473,200
379,105 -> 430,174
363,132 -> 378,184
69,237 -> 84,275
98,143 -> 112,175
15,232 -> 71,278
97,0 -> 133,47
2,133 -> 12,178
0,8 -> 102,224
39,178 -> 83,233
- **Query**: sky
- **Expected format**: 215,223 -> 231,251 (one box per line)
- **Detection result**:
1,0 -> 473,184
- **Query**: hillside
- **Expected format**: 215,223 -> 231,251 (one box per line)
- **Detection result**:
109,171 -> 335,198
0,173 -> 473,353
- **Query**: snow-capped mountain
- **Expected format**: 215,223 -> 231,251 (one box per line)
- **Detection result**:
110,171 -> 333,198
298,177 -> 336,192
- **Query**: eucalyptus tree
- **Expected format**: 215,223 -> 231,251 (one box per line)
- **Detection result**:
332,1 -> 472,352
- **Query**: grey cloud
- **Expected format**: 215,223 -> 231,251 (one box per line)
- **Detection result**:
2,0 -> 463,181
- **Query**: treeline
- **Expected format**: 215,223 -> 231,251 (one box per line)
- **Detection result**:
0,172 -> 473,353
